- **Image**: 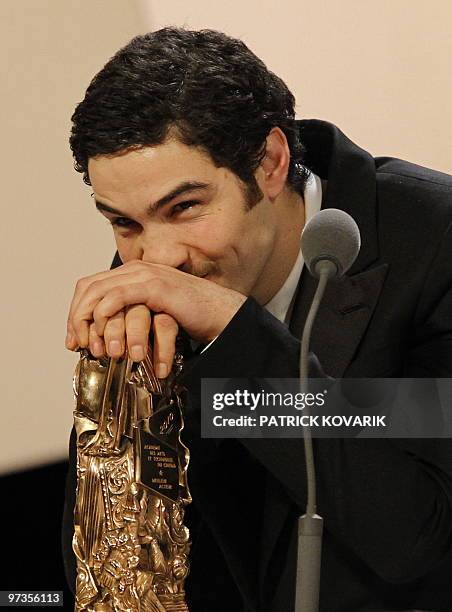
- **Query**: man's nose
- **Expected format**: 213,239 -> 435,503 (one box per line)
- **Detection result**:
139,227 -> 188,269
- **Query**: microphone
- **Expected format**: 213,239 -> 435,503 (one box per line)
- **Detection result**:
295,209 -> 361,612
302,208 -> 361,279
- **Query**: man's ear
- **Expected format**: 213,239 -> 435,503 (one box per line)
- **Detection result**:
259,127 -> 291,200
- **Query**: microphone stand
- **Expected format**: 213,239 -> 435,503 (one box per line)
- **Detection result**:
295,259 -> 336,612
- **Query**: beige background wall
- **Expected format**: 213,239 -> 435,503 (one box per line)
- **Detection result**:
149,0 -> 452,174
0,1 -> 144,474
1,1 -> 451,475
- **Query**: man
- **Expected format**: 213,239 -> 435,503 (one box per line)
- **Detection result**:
62,28 -> 452,611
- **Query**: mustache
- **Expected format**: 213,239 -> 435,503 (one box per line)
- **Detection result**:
179,259 -> 219,278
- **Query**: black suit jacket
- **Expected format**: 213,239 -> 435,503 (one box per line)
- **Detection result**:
62,120 -> 452,611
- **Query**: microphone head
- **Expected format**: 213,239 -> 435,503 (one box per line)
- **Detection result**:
301,208 -> 361,278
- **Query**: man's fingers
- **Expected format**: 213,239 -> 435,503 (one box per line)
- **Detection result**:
89,322 -> 105,357
65,324 -> 78,350
104,311 -> 126,358
66,265 -> 141,351
68,264 -> 143,323
125,305 -> 151,362
72,319 -> 91,349
153,313 -> 178,378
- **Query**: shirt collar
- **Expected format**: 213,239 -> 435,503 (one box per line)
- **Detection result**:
264,171 -> 322,324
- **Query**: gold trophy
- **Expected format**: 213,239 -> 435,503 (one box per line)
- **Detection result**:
71,341 -> 191,611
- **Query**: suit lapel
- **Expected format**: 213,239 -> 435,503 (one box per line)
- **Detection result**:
289,119 -> 389,378
290,264 -> 389,378
300,119 -> 379,275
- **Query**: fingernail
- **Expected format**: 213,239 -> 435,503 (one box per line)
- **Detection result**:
108,340 -> 122,357
156,363 -> 168,378
65,332 -> 74,348
92,341 -> 103,356
130,345 -> 145,362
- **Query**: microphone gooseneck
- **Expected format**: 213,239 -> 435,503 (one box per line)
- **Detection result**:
295,209 -> 361,612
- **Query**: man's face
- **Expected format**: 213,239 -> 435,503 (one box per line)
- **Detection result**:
88,138 -> 281,302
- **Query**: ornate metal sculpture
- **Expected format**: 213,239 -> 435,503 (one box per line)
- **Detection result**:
72,345 -> 191,611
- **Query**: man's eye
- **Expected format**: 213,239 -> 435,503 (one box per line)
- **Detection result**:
171,200 -> 200,216
110,217 -> 135,228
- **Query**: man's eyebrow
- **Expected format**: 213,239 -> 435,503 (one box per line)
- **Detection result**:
94,181 -> 211,217
95,200 -> 126,216
152,181 -> 210,211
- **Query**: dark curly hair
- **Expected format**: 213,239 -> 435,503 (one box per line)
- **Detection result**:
70,27 -> 310,206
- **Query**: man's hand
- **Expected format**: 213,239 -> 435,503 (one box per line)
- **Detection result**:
65,260 -> 247,377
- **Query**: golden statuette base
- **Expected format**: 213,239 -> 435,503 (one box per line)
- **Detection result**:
72,347 -> 191,611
